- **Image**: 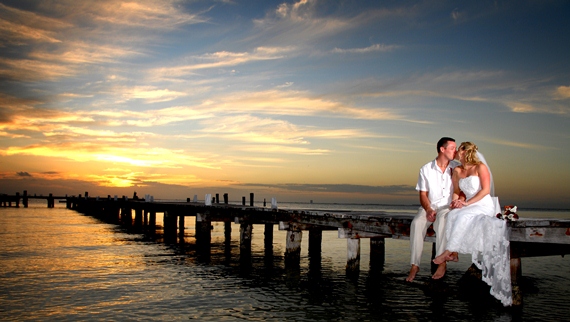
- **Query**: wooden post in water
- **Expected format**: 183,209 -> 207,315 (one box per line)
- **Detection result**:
196,213 -> 211,245
178,214 -> 185,238
369,237 -> 385,272
308,227 -> 322,271
308,227 -> 322,258
249,193 -> 254,207
23,190 -> 28,208
47,193 -> 54,208
346,238 -> 361,274
134,208 -> 143,227
15,192 -> 20,208
285,224 -> 302,265
510,244 -> 523,306
239,222 -> 253,261
149,211 -> 156,229
264,223 -> 274,255
163,211 -> 177,242
121,205 -> 132,226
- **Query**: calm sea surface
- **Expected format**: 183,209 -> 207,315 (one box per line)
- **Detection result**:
1,200 -> 569,321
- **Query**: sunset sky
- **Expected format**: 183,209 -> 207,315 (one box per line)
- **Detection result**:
1,0 -> 569,208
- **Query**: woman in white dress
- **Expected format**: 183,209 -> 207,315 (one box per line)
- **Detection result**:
433,142 -> 512,306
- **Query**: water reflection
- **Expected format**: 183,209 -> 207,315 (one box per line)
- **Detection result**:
1,202 -> 569,321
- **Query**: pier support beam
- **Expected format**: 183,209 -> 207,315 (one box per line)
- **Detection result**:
264,223 -> 274,255
510,257 -> 523,306
23,191 -> 28,208
121,207 -> 132,225
224,221 -> 232,243
163,211 -> 177,241
346,238 -> 361,274
285,224 -> 302,265
370,237 -> 385,272
308,227 -> 322,258
240,222 -> 253,261
178,215 -> 185,239
149,211 -> 156,229
196,213 -> 211,245
134,208 -> 143,227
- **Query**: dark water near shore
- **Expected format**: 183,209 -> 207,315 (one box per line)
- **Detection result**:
1,200 -> 569,321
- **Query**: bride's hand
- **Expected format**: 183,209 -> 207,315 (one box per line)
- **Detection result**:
450,199 -> 464,209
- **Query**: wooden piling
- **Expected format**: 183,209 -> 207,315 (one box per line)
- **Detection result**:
370,237 -> 385,272
196,213 -> 211,246
346,238 -> 361,273
23,190 -> 28,208
285,224 -> 302,265
134,208 -> 143,227
47,193 -> 54,208
239,222 -> 253,260
308,227 -> 322,258
264,223 -> 274,254
178,214 -> 185,238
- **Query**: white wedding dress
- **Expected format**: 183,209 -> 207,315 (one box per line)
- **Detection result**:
445,176 -> 512,306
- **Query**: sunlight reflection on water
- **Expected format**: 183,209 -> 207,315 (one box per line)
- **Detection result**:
0,201 -> 569,321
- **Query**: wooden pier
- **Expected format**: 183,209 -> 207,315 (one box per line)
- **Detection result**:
2,190 -> 570,306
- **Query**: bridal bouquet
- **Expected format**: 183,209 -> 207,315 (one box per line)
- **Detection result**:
497,205 -> 519,221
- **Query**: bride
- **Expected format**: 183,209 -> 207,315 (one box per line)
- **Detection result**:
433,142 -> 512,306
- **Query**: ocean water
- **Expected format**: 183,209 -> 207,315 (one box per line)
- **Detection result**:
1,199 -> 569,321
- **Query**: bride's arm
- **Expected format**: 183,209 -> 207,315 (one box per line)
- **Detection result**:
463,163 -> 491,206
450,168 -> 463,209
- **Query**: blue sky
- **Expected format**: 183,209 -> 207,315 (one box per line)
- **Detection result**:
1,0 -> 569,208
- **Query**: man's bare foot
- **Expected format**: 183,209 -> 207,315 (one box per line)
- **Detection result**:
433,250 -> 451,265
406,265 -> 420,282
432,262 -> 446,279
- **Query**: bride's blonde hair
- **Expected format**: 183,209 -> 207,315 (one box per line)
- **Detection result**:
459,142 -> 481,165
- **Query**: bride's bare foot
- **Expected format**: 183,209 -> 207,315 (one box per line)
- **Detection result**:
450,252 -> 459,262
406,265 -> 420,282
432,262 -> 446,279
433,250 -> 451,265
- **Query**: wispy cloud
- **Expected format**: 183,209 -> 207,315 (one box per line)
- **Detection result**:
150,47 -> 296,80
555,85 -> 570,99
331,44 -> 398,54
489,139 -> 558,150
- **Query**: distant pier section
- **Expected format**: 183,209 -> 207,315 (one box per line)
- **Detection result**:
2,190 -> 570,306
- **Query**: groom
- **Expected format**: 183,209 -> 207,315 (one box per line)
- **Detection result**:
406,137 -> 460,282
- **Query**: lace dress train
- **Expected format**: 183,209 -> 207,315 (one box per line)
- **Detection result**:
445,176 -> 512,306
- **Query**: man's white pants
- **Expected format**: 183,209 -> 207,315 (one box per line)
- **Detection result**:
409,207 -> 450,267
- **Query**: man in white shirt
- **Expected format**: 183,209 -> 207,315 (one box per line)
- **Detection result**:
406,137 -> 460,282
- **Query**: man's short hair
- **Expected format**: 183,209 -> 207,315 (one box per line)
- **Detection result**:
437,137 -> 455,153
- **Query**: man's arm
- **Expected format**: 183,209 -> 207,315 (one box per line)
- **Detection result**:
419,190 -> 437,221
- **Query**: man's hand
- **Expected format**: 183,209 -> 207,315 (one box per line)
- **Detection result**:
426,209 -> 437,222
